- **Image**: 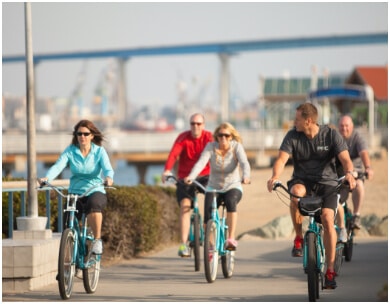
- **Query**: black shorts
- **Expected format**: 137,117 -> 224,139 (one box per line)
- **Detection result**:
76,191 -> 108,217
175,175 -> 209,208
287,179 -> 338,212
204,188 -> 242,223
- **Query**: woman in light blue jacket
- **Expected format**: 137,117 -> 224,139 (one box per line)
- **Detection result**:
184,122 -> 251,250
40,119 -> 114,255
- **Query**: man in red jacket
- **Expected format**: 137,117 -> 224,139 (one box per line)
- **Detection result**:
162,113 -> 213,257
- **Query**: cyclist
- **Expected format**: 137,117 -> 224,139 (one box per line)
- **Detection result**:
184,122 -> 251,250
39,119 -> 114,255
266,103 -> 356,289
162,113 -> 213,257
335,115 -> 374,240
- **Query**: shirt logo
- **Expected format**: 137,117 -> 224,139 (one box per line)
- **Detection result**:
317,146 -> 329,152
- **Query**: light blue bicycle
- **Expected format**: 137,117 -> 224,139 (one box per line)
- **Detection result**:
191,180 -> 235,283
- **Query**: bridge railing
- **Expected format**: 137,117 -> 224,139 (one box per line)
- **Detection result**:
2,179 -> 69,239
2,129 -> 287,155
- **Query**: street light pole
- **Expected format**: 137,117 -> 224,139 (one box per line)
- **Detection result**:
16,2 -> 47,231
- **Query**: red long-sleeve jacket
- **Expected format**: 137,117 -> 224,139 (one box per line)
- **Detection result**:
164,130 -> 213,179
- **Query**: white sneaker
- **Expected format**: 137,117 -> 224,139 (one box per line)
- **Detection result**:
75,268 -> 83,279
91,239 -> 103,255
339,228 -> 348,243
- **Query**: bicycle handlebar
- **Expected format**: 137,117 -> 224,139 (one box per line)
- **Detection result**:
38,180 -> 115,198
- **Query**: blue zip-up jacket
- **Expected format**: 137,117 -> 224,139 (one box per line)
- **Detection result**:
46,143 -> 114,195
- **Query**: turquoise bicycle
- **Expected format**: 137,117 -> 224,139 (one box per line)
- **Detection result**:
273,177 -> 346,302
190,180 -> 235,283
166,175 -> 205,271
39,181 -> 115,300
341,171 -> 368,262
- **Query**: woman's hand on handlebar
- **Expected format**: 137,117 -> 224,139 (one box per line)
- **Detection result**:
104,177 -> 113,187
242,178 -> 251,185
183,177 -> 192,185
37,177 -> 48,187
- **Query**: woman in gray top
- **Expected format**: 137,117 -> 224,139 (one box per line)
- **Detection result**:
184,122 -> 251,250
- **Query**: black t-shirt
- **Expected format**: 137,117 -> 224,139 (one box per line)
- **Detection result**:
280,125 -> 348,186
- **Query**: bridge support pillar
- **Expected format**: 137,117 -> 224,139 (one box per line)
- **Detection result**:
134,163 -> 148,185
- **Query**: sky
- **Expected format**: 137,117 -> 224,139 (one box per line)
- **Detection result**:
2,2 -> 388,113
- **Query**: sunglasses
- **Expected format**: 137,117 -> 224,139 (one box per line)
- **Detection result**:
190,122 -> 203,126
218,133 -> 231,138
76,132 -> 91,137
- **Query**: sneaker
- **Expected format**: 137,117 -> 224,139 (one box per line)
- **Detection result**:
75,268 -> 83,279
324,269 -> 337,289
291,236 -> 303,257
178,243 -> 190,257
224,238 -> 238,251
91,239 -> 103,255
339,227 -> 348,243
352,215 -> 361,229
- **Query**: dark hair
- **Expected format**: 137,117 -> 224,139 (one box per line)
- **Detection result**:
296,103 -> 318,123
71,119 -> 104,146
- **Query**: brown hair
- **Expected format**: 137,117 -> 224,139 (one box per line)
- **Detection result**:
296,103 -> 318,123
213,122 -> 242,143
71,119 -> 105,146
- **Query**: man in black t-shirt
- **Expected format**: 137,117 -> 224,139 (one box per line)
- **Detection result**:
267,103 -> 356,290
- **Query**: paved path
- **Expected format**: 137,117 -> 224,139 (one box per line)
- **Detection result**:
3,236 -> 387,302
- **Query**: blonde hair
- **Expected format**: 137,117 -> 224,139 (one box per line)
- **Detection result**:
213,122 -> 242,143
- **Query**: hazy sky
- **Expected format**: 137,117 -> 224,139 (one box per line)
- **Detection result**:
2,2 -> 388,111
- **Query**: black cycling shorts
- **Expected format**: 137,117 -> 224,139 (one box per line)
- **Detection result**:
203,188 -> 242,223
287,179 -> 338,212
175,175 -> 209,208
76,191 -> 108,216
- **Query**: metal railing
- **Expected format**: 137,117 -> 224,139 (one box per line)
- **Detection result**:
2,179 -> 69,238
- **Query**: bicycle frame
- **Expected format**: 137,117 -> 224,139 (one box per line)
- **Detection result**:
189,190 -> 204,247
209,194 -> 229,256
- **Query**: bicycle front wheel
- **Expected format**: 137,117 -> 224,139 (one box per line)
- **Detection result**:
58,228 -> 76,300
192,214 -> 201,272
306,232 -> 319,302
204,220 -> 218,283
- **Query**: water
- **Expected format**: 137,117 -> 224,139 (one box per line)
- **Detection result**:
5,160 -> 165,186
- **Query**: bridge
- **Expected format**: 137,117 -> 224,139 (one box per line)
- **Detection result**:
2,129 -> 288,183
3,32 -> 387,122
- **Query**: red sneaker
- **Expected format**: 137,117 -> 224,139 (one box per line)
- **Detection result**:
324,269 -> 337,289
291,236 -> 303,257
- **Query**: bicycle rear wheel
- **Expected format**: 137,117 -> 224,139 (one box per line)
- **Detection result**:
83,255 -> 100,293
192,214 -> 201,272
58,228 -> 76,300
334,241 -> 344,276
204,220 -> 218,283
83,238 -> 101,293
306,232 -> 319,302
344,208 -> 354,262
221,251 -> 235,278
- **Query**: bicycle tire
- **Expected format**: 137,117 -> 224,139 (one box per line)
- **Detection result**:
204,220 -> 218,283
82,238 -> 100,293
193,214 -> 201,272
221,251 -> 235,279
344,209 -> 354,262
334,241 -> 344,275
58,228 -> 76,300
306,232 -> 319,302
